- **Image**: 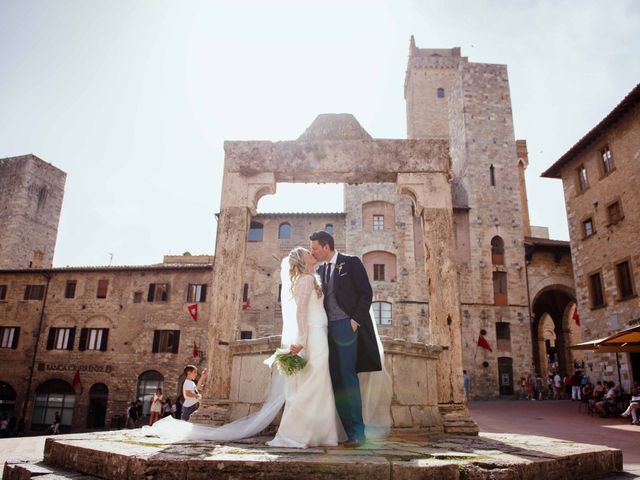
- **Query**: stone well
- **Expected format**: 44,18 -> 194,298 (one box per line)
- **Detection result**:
198,335 -> 477,435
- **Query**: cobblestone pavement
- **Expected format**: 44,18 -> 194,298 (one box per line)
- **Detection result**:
2,400 -> 638,479
470,399 -> 640,478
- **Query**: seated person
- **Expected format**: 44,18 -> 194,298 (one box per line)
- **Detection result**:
621,382 -> 640,425
594,382 -> 617,416
589,381 -> 605,410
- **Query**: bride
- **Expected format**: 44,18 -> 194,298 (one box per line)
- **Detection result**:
143,247 -> 390,446
266,247 -> 339,447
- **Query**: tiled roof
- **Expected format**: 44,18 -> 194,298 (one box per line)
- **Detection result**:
542,83 -> 640,178
0,263 -> 213,274
254,212 -> 346,218
524,236 -> 570,247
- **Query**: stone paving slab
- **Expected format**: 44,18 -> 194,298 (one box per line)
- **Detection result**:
4,430 -> 622,479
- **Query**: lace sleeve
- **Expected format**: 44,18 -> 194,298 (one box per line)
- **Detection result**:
293,274 -> 314,348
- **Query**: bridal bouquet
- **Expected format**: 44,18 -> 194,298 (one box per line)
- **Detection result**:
264,347 -> 307,377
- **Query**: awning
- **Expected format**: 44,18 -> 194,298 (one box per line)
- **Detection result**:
569,325 -> 640,353
569,337 -> 609,350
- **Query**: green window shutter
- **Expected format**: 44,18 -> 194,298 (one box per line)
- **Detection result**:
152,331 -> 160,353
100,329 -> 109,351
79,328 -> 88,351
11,327 -> 20,349
67,327 -> 76,351
171,330 -> 180,354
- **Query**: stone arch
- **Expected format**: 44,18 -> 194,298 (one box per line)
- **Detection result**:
136,370 -> 164,417
84,314 -> 114,328
491,236 -> 505,265
530,284 -> 577,380
87,383 -> 108,429
32,379 -> 75,432
0,381 -> 16,419
208,114 -> 468,430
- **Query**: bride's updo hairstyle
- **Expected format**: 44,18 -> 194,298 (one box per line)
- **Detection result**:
288,247 -> 322,299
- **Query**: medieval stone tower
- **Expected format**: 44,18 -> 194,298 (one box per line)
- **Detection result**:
401,37 -> 533,395
0,154 -> 66,269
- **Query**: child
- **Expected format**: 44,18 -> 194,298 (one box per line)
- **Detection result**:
181,365 -> 207,421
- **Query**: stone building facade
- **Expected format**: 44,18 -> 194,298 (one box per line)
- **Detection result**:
542,83 -> 640,390
0,254 -> 212,432
0,154 -> 66,269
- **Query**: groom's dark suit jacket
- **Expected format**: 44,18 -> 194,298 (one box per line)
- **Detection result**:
319,253 -> 382,373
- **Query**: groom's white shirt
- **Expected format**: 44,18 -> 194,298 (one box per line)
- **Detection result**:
326,251 -> 339,269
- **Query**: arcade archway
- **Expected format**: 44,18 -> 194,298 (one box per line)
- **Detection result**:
531,286 -> 578,379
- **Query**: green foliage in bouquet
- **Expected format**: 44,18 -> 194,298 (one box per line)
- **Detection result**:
274,350 -> 307,377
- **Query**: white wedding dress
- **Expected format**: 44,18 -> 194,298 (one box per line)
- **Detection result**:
266,274 -> 340,447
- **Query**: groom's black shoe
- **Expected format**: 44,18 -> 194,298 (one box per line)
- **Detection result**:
341,438 -> 364,448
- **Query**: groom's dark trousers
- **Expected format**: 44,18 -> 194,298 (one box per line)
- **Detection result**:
328,317 -> 365,441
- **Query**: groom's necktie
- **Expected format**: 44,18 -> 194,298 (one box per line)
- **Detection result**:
324,263 -> 332,292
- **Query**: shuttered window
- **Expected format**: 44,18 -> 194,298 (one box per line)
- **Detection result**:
79,328 -> 109,351
96,280 -> 109,299
148,283 -> 169,302
46,327 -> 76,350
0,326 -> 20,349
152,330 -> 180,353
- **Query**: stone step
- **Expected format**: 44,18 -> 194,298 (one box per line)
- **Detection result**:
3,460 -> 98,479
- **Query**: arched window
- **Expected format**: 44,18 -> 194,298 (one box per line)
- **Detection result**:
437,87 -> 445,98
136,370 -> 163,416
372,301 -> 392,325
247,222 -> 263,242
491,236 -> 505,265
325,224 -> 334,235
490,164 -> 496,186
0,381 -> 16,419
278,222 -> 292,240
363,251 -> 397,282
362,201 -> 395,231
32,379 -> 75,431
87,383 -> 108,428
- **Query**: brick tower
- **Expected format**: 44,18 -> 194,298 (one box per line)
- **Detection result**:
0,154 -> 66,269
402,38 -> 533,396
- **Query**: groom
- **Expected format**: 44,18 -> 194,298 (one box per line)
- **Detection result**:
309,230 -> 381,448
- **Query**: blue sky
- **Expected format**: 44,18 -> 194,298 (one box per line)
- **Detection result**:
1,0 -> 638,266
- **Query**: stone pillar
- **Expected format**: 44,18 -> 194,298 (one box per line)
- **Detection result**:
206,204 -> 252,400
555,326 -> 572,375
397,173 -> 478,434
194,172 -> 275,424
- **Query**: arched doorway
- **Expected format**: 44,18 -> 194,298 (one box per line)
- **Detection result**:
87,383 -> 108,429
531,287 -> 577,380
136,371 -> 163,417
0,381 -> 16,420
32,379 -> 75,432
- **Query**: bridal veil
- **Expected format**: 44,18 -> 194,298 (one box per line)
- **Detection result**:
144,257 -> 391,442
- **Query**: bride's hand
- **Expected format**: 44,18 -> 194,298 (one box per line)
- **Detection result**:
290,344 -> 303,355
